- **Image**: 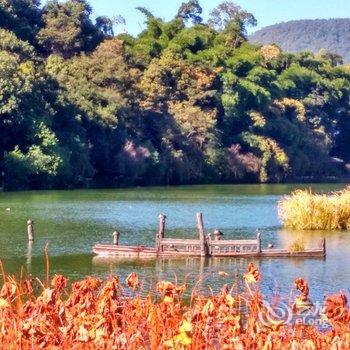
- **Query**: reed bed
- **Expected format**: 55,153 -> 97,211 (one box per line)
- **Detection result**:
278,186 -> 350,230
0,261 -> 350,349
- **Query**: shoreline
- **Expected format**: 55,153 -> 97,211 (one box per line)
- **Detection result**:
1,176 -> 349,193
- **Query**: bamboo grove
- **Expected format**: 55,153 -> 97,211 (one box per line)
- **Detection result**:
1,0 -> 350,190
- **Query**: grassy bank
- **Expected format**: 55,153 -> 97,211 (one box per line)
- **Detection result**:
0,262 -> 349,349
278,186 -> 350,230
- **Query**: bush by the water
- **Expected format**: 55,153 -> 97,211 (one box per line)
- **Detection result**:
278,187 -> 350,230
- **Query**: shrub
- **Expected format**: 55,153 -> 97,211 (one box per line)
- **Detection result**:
278,187 -> 350,230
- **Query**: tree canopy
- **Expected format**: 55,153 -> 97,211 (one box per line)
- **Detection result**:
0,0 -> 349,190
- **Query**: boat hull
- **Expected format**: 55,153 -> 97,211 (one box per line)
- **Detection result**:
93,244 -> 158,258
93,244 -> 326,259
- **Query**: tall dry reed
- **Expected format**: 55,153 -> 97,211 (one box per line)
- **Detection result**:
278,186 -> 350,230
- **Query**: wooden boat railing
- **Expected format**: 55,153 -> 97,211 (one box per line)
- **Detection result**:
209,236 -> 261,256
159,238 -> 202,255
93,212 -> 326,258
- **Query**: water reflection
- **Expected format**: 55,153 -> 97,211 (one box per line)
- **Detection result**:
91,256 -> 254,295
26,241 -> 33,273
278,228 -> 348,249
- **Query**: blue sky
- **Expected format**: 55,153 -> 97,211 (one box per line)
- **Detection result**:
83,0 -> 350,36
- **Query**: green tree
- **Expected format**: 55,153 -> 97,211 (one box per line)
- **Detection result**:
0,0 -> 42,43
208,1 -> 257,48
0,30 -> 37,159
95,16 -> 114,37
176,0 -> 202,24
46,38 -> 133,125
38,0 -> 102,57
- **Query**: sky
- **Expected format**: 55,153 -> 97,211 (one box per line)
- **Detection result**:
82,0 -> 350,36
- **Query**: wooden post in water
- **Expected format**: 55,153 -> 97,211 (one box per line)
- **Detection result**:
157,214 -> 166,253
196,213 -> 208,257
256,230 -> 261,254
113,231 -> 120,245
27,220 -> 34,242
319,237 -> 326,255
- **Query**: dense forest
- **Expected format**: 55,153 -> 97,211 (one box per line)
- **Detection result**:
250,18 -> 350,63
0,0 -> 350,191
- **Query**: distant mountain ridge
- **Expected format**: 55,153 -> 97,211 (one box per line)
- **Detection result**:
249,18 -> 350,63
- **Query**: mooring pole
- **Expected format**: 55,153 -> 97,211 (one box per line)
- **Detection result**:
196,213 -> 208,257
112,231 -> 120,245
157,214 -> 166,253
27,220 -> 34,242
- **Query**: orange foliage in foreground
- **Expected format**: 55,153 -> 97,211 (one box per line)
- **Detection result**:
0,262 -> 349,349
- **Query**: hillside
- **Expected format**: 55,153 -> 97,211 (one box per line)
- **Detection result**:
249,19 -> 350,62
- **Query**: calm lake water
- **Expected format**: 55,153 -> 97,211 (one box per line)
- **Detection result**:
0,183 -> 349,303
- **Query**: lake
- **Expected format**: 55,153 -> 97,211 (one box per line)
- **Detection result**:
0,183 -> 349,303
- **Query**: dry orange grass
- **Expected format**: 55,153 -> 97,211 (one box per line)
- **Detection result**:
0,261 -> 350,349
278,187 -> 350,230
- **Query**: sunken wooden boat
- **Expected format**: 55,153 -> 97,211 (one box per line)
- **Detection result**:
93,213 -> 326,259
